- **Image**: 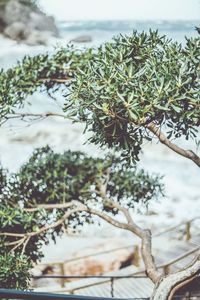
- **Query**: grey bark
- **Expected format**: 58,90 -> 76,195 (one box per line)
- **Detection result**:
151,254 -> 200,300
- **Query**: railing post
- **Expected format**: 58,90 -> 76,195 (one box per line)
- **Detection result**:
186,221 -> 191,241
110,277 -> 114,298
163,264 -> 170,275
133,245 -> 140,267
59,262 -> 65,288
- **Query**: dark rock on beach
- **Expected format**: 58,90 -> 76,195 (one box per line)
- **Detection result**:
0,0 -> 58,45
70,35 -> 92,43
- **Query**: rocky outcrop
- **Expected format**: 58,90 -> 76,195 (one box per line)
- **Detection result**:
0,0 -> 58,45
70,35 -> 92,43
32,239 -> 137,287
63,240 -> 134,277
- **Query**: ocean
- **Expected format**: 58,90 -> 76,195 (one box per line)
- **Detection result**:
0,20 -> 199,69
59,19 -> 199,45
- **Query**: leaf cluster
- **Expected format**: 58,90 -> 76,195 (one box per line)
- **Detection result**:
0,147 -> 163,289
0,46 -> 91,122
10,146 -> 163,210
67,31 -> 200,161
0,30 -> 199,161
0,253 -> 31,289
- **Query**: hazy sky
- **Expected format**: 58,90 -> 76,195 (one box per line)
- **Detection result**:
39,0 -> 200,21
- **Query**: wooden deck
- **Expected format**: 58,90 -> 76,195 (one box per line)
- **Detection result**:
34,218 -> 200,299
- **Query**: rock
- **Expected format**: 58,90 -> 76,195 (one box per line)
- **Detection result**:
31,238 -> 136,288
63,239 -> 134,277
25,30 -> 52,46
4,0 -> 31,25
0,0 -> 58,45
71,35 -> 92,43
29,12 -> 58,35
0,8 -> 5,30
4,22 -> 25,40
4,24 -> 52,45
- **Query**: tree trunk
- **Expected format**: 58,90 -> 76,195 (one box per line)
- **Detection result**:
151,254 -> 200,300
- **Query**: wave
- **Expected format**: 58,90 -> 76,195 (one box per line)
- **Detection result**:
58,19 -> 199,33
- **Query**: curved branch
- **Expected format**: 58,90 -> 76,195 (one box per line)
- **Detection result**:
2,199 -> 161,283
95,184 -> 161,284
151,252 -> 200,300
39,77 -> 71,83
1,207 -> 83,248
140,229 -> 160,283
147,122 -> 200,167
27,207 -> 82,238
7,112 -> 67,121
23,202 -> 75,212
85,206 -> 131,231
105,200 -> 142,234
83,202 -> 161,283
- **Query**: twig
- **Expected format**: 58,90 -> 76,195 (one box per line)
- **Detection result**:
10,112 -> 66,119
23,202 -> 75,212
21,236 -> 30,255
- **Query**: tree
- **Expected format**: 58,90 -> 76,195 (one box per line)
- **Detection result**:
0,146 -> 163,289
0,30 -> 199,299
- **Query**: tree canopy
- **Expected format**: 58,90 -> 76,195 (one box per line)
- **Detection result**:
0,146 -> 163,289
0,30 -> 199,163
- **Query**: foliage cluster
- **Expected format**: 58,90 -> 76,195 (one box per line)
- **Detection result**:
68,31 -> 200,161
0,31 -> 199,162
0,47 -> 91,122
0,146 -> 163,289
0,253 -> 31,289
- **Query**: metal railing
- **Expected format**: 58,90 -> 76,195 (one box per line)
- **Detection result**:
2,216 -> 200,299
38,216 -> 200,267
33,275 -> 148,297
1,275 -> 200,299
37,244 -> 138,267
36,245 -> 140,288
154,216 -> 200,239
1,288 -> 200,300
33,216 -> 200,289
0,288 -> 143,300
33,252 -> 200,295
157,246 -> 200,275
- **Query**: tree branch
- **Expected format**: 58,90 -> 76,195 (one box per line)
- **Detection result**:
23,202 -> 75,212
1,206 -> 83,251
27,208 -> 82,238
0,232 -> 25,237
87,206 -> 160,283
2,199 -> 161,283
84,206 -> 131,231
147,122 -> 200,167
8,112 -> 67,120
82,199 -> 161,283
39,77 -> 71,83
97,177 -> 161,284
151,252 -> 200,300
